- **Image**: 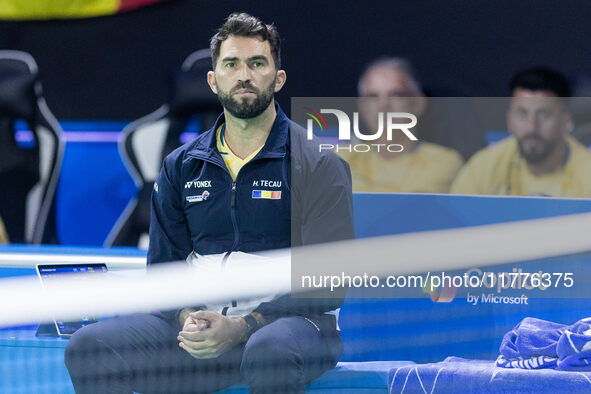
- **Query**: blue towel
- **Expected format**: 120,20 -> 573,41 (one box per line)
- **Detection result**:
497,317 -> 591,371
557,318 -> 591,371
389,358 -> 591,394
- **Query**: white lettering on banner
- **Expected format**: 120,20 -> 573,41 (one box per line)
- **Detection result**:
480,293 -> 529,305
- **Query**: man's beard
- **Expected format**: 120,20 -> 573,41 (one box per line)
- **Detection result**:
517,136 -> 556,164
217,79 -> 275,119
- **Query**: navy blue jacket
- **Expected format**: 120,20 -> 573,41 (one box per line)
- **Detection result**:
147,103 -> 354,322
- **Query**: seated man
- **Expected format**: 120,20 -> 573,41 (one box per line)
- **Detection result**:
65,12 -> 353,394
451,67 -> 591,197
341,57 -> 463,193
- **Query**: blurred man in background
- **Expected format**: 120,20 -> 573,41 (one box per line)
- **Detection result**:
341,57 -> 463,193
451,66 -> 591,197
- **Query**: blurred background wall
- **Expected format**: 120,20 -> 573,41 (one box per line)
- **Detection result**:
0,0 -> 590,120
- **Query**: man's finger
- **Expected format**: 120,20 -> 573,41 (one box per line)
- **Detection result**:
179,329 -> 211,341
191,310 -> 221,322
179,342 -> 219,359
178,336 -> 213,350
184,318 -> 209,331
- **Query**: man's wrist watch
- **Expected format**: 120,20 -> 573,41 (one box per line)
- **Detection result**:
242,313 -> 262,340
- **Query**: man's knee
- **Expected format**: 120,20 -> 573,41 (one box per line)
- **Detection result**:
240,319 -> 304,383
244,320 -> 300,358
64,322 -> 107,375
64,317 -> 137,380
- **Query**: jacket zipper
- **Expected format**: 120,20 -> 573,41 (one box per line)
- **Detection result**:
229,182 -> 239,251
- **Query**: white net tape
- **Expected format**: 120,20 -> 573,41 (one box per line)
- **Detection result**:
1,211 -> 591,327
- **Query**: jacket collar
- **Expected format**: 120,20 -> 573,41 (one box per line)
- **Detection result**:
188,102 -> 289,161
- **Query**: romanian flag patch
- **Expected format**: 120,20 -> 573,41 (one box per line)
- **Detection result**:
252,190 -> 281,200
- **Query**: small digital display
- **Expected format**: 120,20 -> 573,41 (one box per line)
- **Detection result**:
36,263 -> 108,336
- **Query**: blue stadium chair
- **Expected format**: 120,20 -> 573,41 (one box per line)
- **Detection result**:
104,49 -> 220,247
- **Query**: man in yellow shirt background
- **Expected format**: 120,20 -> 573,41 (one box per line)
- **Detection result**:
451,67 -> 591,198
341,57 -> 463,193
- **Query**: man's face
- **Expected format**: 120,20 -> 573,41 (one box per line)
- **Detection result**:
507,88 -> 570,164
208,35 -> 282,119
358,66 -> 425,132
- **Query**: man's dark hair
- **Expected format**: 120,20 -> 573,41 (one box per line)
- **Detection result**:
509,66 -> 571,97
210,13 -> 281,70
